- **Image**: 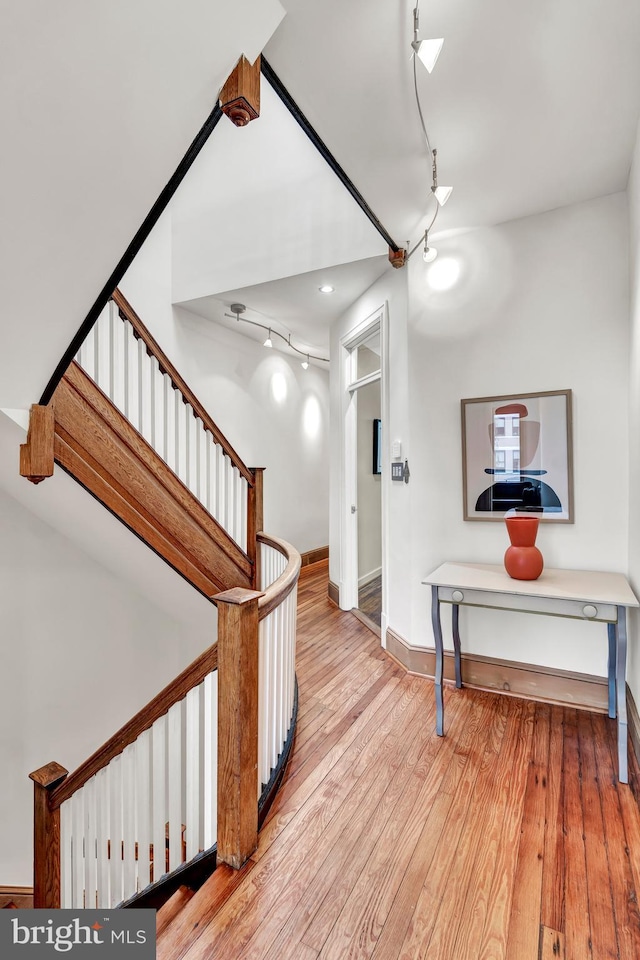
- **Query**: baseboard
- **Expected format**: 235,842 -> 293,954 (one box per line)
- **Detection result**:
328,580 -> 339,606
0,886 -> 33,909
385,627 -> 608,713
298,558 -> 328,581
301,545 -> 329,566
358,566 -> 382,588
627,684 -> 640,770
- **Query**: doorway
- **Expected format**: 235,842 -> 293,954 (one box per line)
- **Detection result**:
356,379 -> 382,626
340,303 -> 387,635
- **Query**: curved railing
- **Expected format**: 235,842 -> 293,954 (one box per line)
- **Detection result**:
257,534 -> 300,797
29,532 -> 300,909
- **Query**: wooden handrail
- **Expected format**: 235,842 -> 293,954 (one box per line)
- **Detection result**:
111,288 -> 254,485
34,531 -> 300,901
52,537 -> 298,807
257,532 -> 301,619
49,643 -> 218,809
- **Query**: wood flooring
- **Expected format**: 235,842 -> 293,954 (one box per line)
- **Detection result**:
157,560 -> 640,960
358,574 -> 382,627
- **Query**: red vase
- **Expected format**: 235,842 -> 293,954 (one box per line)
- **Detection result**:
504,516 -> 543,580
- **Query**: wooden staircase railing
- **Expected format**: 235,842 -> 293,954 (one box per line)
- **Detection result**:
21,290 -> 264,595
30,533 -> 301,909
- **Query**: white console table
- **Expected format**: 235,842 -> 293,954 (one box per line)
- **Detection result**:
422,562 -> 638,783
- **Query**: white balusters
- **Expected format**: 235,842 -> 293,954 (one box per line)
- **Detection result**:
185,687 -> 201,861
96,767 -> 110,905
134,730 -> 152,894
167,701 -> 183,873
203,670 -> 218,851
59,671 -> 218,908
74,299 -> 250,554
139,339 -> 153,441
151,714 -> 167,886
257,541 -> 298,796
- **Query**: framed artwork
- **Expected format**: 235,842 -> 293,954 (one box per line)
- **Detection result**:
373,418 -> 382,475
461,389 -> 573,522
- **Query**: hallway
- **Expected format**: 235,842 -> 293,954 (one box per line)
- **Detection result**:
158,560 -> 640,960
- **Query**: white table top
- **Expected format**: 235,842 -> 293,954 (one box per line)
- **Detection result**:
423,562 -> 639,608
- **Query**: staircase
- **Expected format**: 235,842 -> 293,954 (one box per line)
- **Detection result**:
154,865 -> 250,959
22,291 -> 301,913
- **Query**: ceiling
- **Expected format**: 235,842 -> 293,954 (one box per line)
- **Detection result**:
171,0 -> 640,358
2,0 -> 639,403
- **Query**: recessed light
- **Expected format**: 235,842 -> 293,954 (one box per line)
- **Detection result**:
319,284 -> 335,294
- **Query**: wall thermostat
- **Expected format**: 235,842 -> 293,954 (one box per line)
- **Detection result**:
391,460 -> 410,483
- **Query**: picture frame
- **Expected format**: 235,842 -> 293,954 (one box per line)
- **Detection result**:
461,389 -> 573,522
373,418 -> 382,475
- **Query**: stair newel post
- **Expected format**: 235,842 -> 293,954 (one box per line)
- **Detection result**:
214,587 -> 263,869
29,762 -> 69,908
248,467 -> 265,590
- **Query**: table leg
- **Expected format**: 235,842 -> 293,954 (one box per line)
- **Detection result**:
607,623 -> 616,720
431,585 -> 444,736
616,606 -> 628,784
452,603 -> 462,689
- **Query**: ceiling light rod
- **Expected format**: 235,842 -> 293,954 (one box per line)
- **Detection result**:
406,199 -> 439,262
227,304 -> 328,363
431,148 -> 452,206
412,41 -> 453,208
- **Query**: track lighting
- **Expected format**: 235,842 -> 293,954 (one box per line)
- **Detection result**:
431,149 -> 452,207
407,5 -> 453,276
225,304 -> 329,365
422,231 -> 437,263
411,6 -> 443,74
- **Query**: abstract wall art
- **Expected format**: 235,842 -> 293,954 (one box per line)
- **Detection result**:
461,389 -> 573,522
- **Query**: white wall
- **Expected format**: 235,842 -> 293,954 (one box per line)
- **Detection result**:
357,380 -> 382,583
627,122 -> 640,706
331,193 -> 630,680
0,0 -> 284,408
407,193 -> 630,675
120,214 -> 330,555
0,483 -> 214,885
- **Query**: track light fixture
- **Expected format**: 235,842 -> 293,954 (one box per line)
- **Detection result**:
422,230 -> 437,263
411,5 -> 443,74
406,2 -> 453,269
226,303 -> 329,367
431,149 -> 452,207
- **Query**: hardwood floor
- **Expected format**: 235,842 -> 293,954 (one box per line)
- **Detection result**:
358,574 -> 382,627
158,560 -> 640,960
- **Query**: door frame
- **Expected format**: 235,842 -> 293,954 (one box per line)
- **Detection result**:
339,302 -> 389,634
